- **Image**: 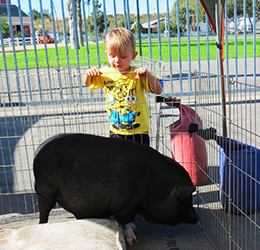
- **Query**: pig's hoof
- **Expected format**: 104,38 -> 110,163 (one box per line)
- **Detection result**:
126,236 -> 139,245
124,223 -> 139,245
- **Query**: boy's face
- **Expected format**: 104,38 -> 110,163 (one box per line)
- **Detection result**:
106,44 -> 137,73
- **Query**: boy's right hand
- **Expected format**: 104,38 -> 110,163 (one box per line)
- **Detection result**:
84,68 -> 102,86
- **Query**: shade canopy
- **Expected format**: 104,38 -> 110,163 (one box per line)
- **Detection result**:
200,0 -> 225,57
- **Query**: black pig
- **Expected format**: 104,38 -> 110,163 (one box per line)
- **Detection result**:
33,133 -> 198,245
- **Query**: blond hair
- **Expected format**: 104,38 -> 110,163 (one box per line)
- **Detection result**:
106,27 -> 136,53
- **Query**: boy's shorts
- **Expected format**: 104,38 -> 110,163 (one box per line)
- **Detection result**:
109,131 -> 150,146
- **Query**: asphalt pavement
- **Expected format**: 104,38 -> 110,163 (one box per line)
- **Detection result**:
126,216 -> 216,250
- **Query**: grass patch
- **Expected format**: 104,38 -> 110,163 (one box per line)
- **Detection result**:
0,37 -> 259,70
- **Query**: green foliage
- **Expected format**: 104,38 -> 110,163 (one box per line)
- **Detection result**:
1,15 -> 9,36
32,9 -> 41,21
170,23 -> 178,33
31,9 -> 51,21
160,23 -> 165,33
42,9 -> 52,21
160,22 -> 178,34
171,0 -> 205,27
226,0 -> 260,32
14,31 -> 22,37
86,0 -> 110,34
172,0 -> 260,26
118,20 -> 125,27
178,7 -> 188,31
227,0 -> 260,20
132,22 -> 146,34
14,30 -> 29,37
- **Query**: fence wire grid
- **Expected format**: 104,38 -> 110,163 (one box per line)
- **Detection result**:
0,62 -> 260,250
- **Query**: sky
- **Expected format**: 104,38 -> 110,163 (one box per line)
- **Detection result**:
16,0 -> 176,17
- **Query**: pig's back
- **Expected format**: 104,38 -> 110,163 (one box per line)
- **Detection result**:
33,133 -> 192,190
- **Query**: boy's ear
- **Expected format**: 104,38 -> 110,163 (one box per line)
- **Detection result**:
132,51 -> 138,60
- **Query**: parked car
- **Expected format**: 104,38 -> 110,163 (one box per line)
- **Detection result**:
39,34 -> 54,44
37,31 -> 54,44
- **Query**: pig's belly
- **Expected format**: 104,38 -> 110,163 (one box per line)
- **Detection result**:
56,193 -> 114,219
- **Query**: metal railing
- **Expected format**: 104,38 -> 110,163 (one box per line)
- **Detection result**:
0,1 -> 260,248
0,1 -> 259,99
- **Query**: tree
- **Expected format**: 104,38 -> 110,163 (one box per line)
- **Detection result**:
170,23 -> 178,33
132,22 -> 145,34
180,7 -> 188,31
86,0 -> 110,35
32,9 -> 41,21
1,15 -> 9,36
42,9 -> 52,21
118,20 -> 125,27
15,31 -> 28,37
159,22 -> 178,35
171,0 -> 205,30
32,9 -> 51,21
172,0 -> 260,33
227,0 -> 260,32
67,0 -> 83,49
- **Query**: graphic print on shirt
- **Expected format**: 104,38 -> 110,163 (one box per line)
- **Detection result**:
105,79 -> 141,131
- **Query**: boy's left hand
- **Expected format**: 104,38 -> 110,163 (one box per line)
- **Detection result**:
134,67 -> 148,79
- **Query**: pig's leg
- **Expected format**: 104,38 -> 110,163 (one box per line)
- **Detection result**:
131,223 -> 140,233
114,209 -> 139,245
37,194 -> 56,223
35,182 -> 58,223
123,223 -> 139,245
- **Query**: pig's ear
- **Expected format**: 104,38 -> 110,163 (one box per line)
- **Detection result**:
172,185 -> 196,199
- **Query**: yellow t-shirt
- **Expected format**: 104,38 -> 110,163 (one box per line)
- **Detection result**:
89,66 -> 153,135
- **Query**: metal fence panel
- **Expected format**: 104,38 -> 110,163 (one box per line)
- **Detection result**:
1,0 -> 259,98
194,74 -> 260,250
156,71 -> 260,249
0,57 -> 164,223
0,0 -> 260,248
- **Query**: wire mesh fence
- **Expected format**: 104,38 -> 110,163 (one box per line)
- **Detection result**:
144,69 -> 260,249
0,73 -> 108,225
0,56 -> 165,225
1,60 -> 260,249
190,73 -> 259,250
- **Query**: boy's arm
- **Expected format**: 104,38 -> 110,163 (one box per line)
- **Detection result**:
134,68 -> 162,94
147,72 -> 162,94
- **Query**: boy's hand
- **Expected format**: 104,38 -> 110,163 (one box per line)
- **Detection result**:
134,67 -> 148,79
84,68 -> 102,86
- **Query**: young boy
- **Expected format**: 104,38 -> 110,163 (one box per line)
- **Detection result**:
84,27 -> 162,146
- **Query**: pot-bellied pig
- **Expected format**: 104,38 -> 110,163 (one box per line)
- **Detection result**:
33,133 -> 198,245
